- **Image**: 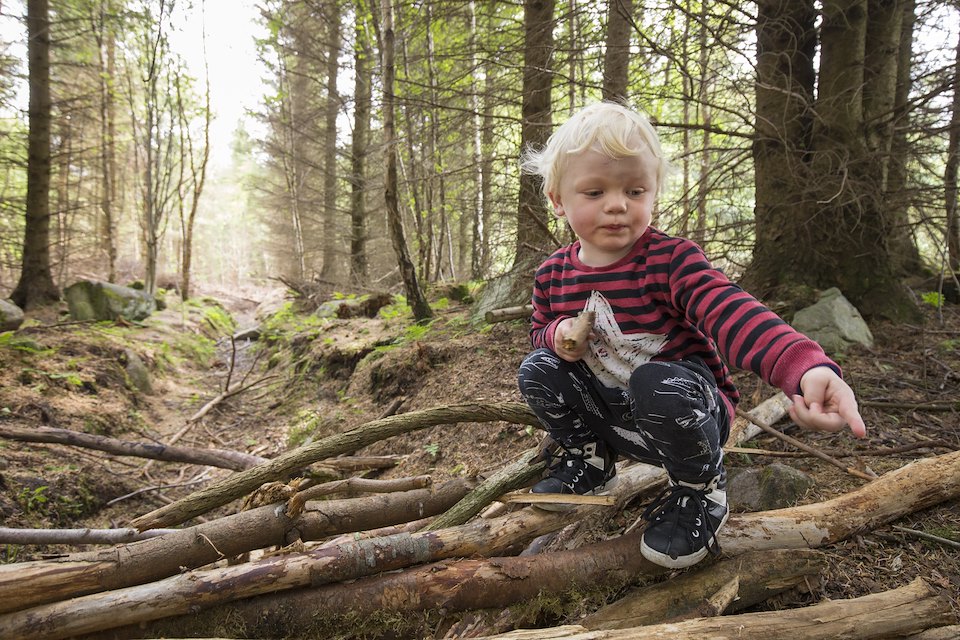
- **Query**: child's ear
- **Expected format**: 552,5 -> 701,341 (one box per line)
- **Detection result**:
548,192 -> 565,218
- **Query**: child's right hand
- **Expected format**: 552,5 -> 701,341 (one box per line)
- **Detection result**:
553,317 -> 591,362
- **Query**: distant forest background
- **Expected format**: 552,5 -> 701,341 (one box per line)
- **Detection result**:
1,0 -> 958,321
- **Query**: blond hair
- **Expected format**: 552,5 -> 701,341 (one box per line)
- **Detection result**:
521,102 -> 669,200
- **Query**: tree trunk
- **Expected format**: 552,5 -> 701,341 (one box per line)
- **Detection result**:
319,0 -> 342,281
749,0 -> 919,320
379,0 -> 432,321
601,0 -> 631,102
349,0 -> 372,284
887,0 -> 922,273
747,0 -> 816,297
12,0 -> 59,310
945,27 -> 960,271
513,0 -> 556,269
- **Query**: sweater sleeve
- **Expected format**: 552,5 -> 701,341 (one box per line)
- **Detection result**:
667,241 -> 841,397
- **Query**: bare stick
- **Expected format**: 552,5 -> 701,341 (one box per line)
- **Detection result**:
734,408 -> 877,481
500,491 -> 616,506
892,525 -> 960,550
561,310 -> 596,351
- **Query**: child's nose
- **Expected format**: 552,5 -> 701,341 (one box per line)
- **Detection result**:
605,194 -> 627,213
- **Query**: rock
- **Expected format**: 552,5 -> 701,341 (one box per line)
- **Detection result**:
727,462 -> 815,512
233,326 -> 262,342
0,299 -> 24,331
791,287 -> 874,353
64,280 -> 157,322
254,288 -> 292,323
122,349 -> 153,394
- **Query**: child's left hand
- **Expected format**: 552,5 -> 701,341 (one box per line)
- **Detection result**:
790,366 -> 867,438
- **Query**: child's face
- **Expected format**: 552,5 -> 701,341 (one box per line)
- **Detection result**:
549,147 -> 658,267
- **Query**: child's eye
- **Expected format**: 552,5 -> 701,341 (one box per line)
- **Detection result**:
584,190 -> 602,197
629,188 -> 647,196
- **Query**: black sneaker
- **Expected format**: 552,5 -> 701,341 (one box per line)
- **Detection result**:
530,440 -> 618,510
639,470 -> 728,568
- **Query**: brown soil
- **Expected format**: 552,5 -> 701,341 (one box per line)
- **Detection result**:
0,287 -> 958,635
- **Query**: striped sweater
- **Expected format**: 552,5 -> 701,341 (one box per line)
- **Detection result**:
530,227 -> 839,416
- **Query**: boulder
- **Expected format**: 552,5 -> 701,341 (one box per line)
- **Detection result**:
0,299 -> 24,332
791,287 -> 874,353
64,280 -> 156,322
727,462 -> 815,512
122,349 -> 153,394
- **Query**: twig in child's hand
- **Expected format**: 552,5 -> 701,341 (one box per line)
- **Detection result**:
561,310 -> 596,351
734,408 -> 877,481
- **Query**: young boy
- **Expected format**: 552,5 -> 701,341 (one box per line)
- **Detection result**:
517,102 -> 866,569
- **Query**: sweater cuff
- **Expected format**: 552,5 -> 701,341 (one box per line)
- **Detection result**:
770,340 -> 842,397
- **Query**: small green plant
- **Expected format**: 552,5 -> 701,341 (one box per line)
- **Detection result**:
2,545 -> 21,564
921,291 -> 944,308
423,443 -> 440,458
17,486 -> 49,513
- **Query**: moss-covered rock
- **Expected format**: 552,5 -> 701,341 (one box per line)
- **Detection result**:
64,280 -> 157,322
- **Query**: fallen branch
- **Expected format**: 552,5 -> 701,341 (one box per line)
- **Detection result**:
892,525 -> 960,551
734,408 -> 877,481
472,578 -> 952,639
485,304 -> 534,323
0,423 -> 267,471
129,402 -> 540,531
0,527 -> 178,545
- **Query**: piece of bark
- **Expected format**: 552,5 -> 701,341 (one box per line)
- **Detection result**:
467,577 -> 952,639
129,402 -> 540,531
485,305 -> 534,323
561,310 -> 596,351
0,423 -> 267,471
0,465 -> 668,640
0,479 -> 474,615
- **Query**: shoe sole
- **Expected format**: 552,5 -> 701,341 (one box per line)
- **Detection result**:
531,475 -> 620,512
639,509 -> 730,569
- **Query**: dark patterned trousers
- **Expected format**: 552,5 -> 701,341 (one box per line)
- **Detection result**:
517,348 -> 729,483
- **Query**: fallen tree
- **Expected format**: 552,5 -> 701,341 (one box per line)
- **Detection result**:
3,450 -> 958,639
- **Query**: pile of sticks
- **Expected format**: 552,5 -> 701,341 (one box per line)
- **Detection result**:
0,396 -> 958,639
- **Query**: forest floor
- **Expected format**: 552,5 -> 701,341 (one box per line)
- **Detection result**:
0,282 -> 958,638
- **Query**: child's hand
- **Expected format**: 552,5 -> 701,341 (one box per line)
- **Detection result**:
790,366 -> 867,438
553,317 -> 590,362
